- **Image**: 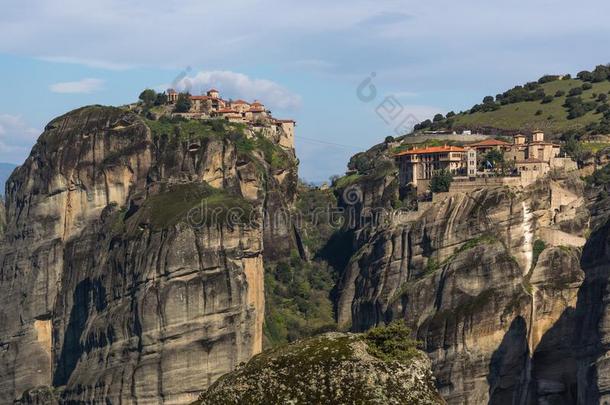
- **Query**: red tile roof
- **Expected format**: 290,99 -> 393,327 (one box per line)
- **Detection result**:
394,145 -> 465,156
190,95 -> 210,101
232,100 -> 250,105
208,89 -> 219,93
470,139 -> 511,147
217,108 -> 238,113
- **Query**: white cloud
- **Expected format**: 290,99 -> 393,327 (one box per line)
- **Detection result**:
171,71 -> 302,111
49,78 -> 104,94
0,114 -> 40,163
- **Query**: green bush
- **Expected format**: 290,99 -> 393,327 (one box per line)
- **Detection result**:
429,169 -> 452,193
364,321 -> 420,362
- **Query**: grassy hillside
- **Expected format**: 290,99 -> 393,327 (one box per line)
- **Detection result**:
419,66 -> 610,136
453,79 -> 610,133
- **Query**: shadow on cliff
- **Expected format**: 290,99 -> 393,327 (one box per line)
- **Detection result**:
487,217 -> 610,404
53,278 -> 107,387
488,316 -> 529,404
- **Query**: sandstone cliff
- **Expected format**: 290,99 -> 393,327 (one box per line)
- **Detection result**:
0,106 -> 298,404
332,139 -> 610,404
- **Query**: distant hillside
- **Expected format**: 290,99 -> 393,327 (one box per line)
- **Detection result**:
0,163 -> 17,196
418,65 -> 610,137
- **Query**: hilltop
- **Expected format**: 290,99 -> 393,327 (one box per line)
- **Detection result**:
416,65 -> 610,138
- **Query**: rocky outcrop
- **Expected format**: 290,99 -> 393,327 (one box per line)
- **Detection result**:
195,331 -> 444,405
0,106 -> 298,403
334,167 -> 610,404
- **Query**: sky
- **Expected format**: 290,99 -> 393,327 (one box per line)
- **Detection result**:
0,0 -> 609,182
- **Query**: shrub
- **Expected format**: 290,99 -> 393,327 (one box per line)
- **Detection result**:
139,89 -> 157,108
538,75 -> 560,84
541,95 -> 554,104
569,87 -> 583,97
364,321 -> 420,362
555,90 -> 566,97
577,70 -> 593,82
582,83 -> 593,91
429,169 -> 453,193
174,93 -> 192,113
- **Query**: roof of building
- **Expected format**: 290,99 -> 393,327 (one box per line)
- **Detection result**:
394,145 -> 466,156
251,101 -> 264,107
248,107 -> 265,112
232,99 -> 250,105
470,139 -> 512,147
208,89 -> 219,93
276,119 -> 296,123
167,88 -> 177,94
190,95 -> 211,101
514,134 -> 526,138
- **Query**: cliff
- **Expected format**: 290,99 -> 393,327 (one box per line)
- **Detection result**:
195,323 -> 444,405
331,139 -> 610,403
0,106 -> 298,404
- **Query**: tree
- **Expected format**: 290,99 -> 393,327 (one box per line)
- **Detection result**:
577,70 -> 593,82
429,169 -> 452,193
174,93 -> 192,113
155,92 -> 168,106
569,87 -> 583,97
483,149 -> 505,173
483,96 -> 495,104
592,65 -> 610,82
433,113 -> 444,122
555,90 -> 566,97
541,95 -> 554,104
598,93 -> 608,103
582,83 -> 593,91
138,89 -> 157,107
446,111 -> 456,118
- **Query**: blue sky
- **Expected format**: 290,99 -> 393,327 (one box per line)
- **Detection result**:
0,0 -> 609,182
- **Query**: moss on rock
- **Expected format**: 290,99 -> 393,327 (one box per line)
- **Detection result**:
195,328 -> 444,405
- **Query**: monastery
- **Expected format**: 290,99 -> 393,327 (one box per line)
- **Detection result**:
165,88 -> 295,143
395,130 -> 576,191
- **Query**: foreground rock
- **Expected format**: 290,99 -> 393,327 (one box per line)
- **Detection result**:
195,326 -> 444,405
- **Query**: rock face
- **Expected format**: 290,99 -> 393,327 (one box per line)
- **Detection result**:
0,106 -> 298,404
335,163 -> 610,404
195,332 -> 444,405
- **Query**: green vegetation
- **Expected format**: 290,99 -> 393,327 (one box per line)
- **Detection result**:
138,89 -> 157,108
174,92 -> 192,113
429,169 -> 452,193
415,66 -> 610,135
263,250 -> 337,347
364,321 -> 421,362
531,239 -> 546,271
124,183 -> 253,231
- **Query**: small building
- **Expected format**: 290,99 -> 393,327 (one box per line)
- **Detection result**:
466,148 -> 477,177
207,89 -> 220,99
469,138 -> 512,154
167,89 -> 178,103
395,145 -> 467,186
231,100 -> 251,113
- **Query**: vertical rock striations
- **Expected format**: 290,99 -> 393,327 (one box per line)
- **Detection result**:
334,163 -> 610,404
0,106 -> 298,403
